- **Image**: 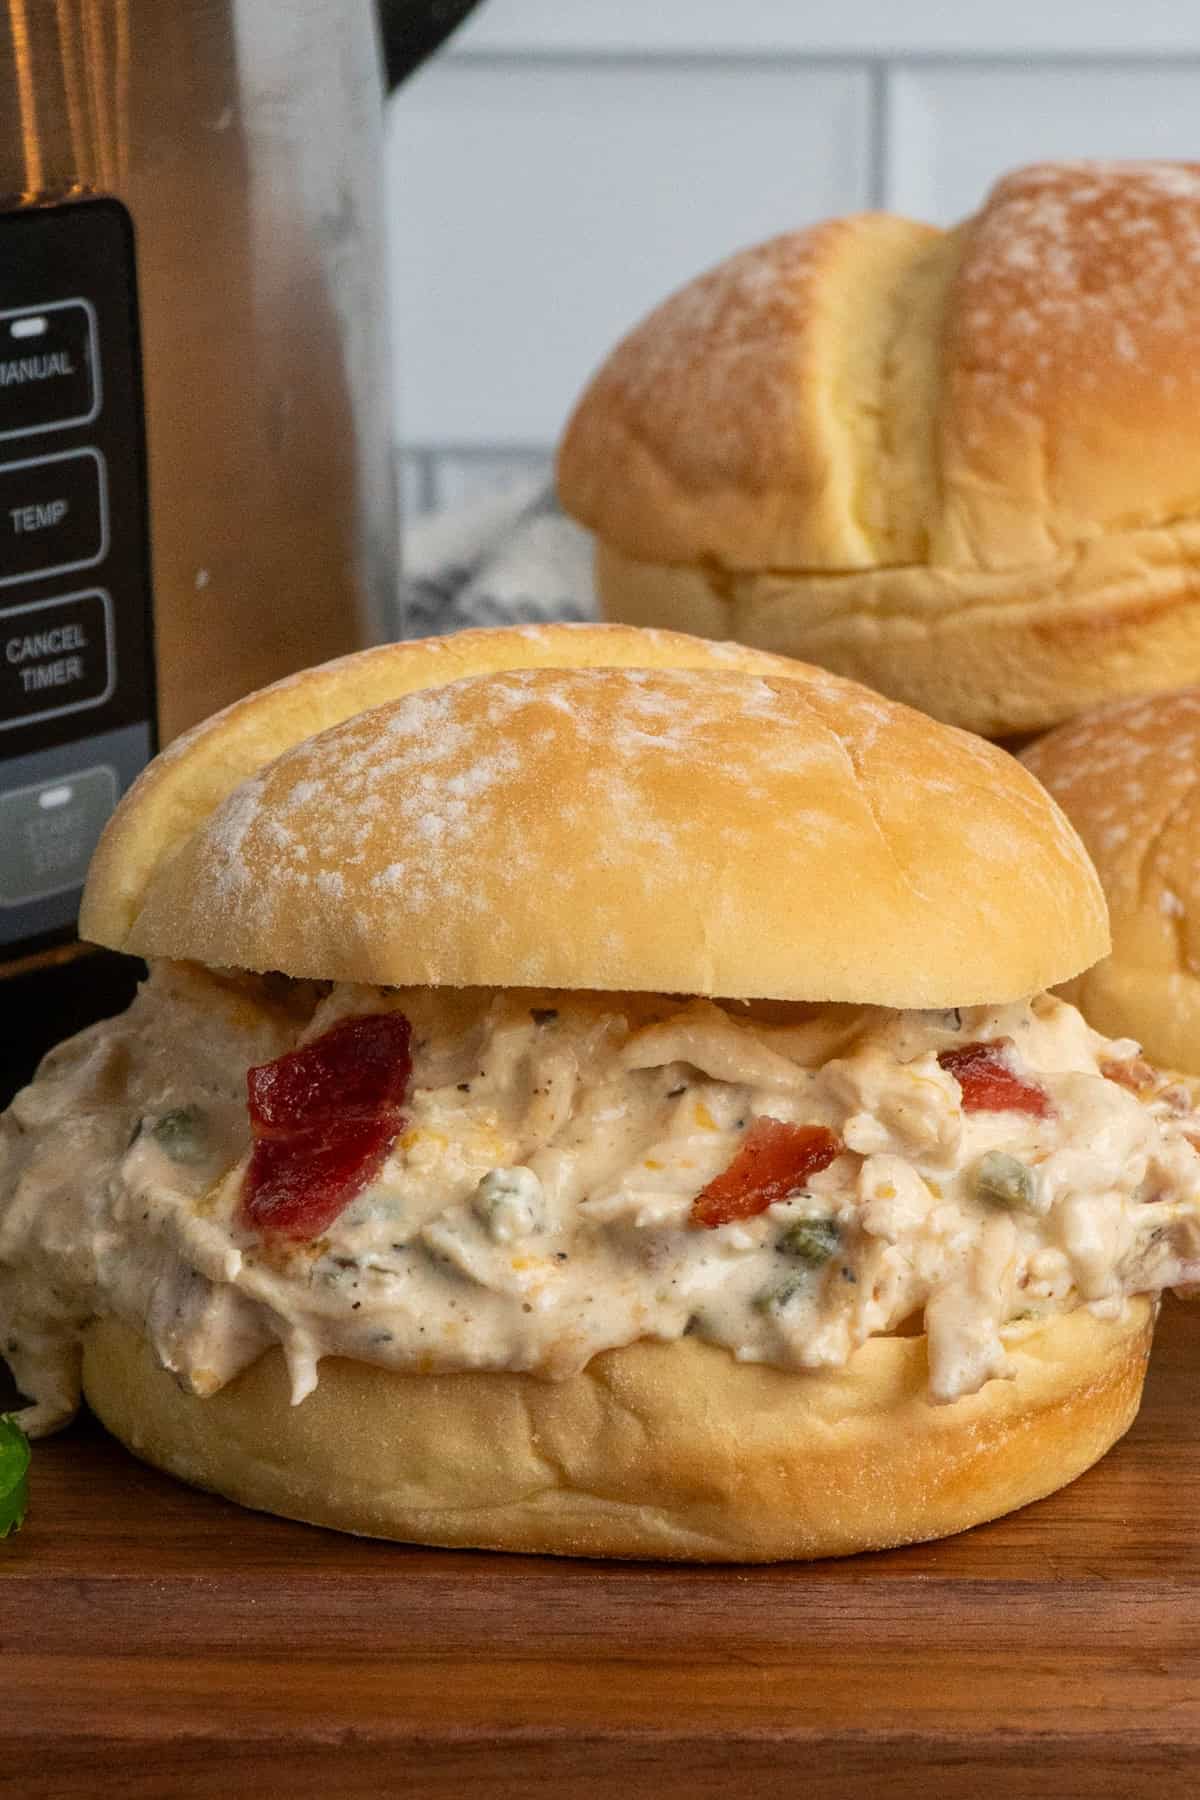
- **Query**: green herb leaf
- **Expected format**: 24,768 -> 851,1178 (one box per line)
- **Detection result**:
778,1217 -> 841,1265
0,1415 -> 30,1539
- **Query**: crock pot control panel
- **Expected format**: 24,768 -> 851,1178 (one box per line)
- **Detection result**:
0,199 -> 156,962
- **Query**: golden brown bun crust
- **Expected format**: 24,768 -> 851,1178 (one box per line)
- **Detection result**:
80,623 -> 809,950
560,163 -> 1200,735
558,215 -> 944,572
83,1304 -> 1153,1560
594,536 -> 1200,740
107,655 -> 1105,1006
1022,689 -> 1200,1072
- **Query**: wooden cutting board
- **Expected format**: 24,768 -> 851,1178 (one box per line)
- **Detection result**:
2,1298 -> 1198,1798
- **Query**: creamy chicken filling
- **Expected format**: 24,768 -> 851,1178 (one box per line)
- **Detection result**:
3,962 -> 1200,1436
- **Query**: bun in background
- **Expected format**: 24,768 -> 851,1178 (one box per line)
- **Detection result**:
1022,688 -> 1200,1073
559,162 -> 1200,737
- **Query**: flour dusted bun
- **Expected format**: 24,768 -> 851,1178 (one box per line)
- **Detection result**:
1022,689 -> 1200,1072
83,1304 -> 1152,1561
83,632 -> 1105,1006
67,621 -> 1130,1563
558,162 -> 1200,737
81,622 -> 804,950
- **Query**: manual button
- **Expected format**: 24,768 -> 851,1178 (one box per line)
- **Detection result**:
0,448 -> 107,585
0,300 -> 98,440
0,589 -> 114,729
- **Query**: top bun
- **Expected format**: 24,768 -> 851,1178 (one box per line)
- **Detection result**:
84,625 -> 1105,1007
82,623 -> 803,948
1022,688 -> 1200,1072
559,162 -> 1200,737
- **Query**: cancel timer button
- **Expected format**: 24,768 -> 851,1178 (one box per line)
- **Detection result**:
0,590 -> 114,728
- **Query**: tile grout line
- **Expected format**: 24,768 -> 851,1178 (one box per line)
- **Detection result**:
445,46 -> 1200,70
867,57 -> 892,210
417,450 -> 438,515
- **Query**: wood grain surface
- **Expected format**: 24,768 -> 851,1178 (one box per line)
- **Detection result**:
2,1299 -> 1198,1798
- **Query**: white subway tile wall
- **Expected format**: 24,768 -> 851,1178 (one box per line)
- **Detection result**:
449,1 -> 1200,57
388,0 -> 1200,515
887,65 -> 1200,220
429,451 -> 555,514
389,60 -> 871,446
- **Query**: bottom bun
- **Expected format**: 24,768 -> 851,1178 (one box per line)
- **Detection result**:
82,1303 -> 1154,1561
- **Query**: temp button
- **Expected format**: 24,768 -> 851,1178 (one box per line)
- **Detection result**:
0,448 -> 107,585
0,589 -> 114,729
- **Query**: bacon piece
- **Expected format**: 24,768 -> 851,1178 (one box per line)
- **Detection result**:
248,1013 -> 412,1138
244,1118 -> 398,1240
241,1013 -> 412,1240
690,1117 -> 841,1230
937,1040 -> 1053,1119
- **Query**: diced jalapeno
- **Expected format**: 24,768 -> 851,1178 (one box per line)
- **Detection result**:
973,1150 -> 1036,1212
0,1415 -> 30,1538
778,1217 -> 840,1265
754,1272 -> 809,1314
150,1106 -> 208,1165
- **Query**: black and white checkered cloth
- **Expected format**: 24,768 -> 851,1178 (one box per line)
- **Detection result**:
400,479 -> 598,639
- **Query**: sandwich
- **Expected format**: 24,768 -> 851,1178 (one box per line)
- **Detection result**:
2,621 -> 1198,1560
558,160 -> 1200,739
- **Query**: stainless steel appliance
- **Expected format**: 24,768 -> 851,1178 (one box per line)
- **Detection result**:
0,0 -> 478,1087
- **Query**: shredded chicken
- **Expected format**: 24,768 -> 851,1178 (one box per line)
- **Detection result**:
2,964 -> 1199,1434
